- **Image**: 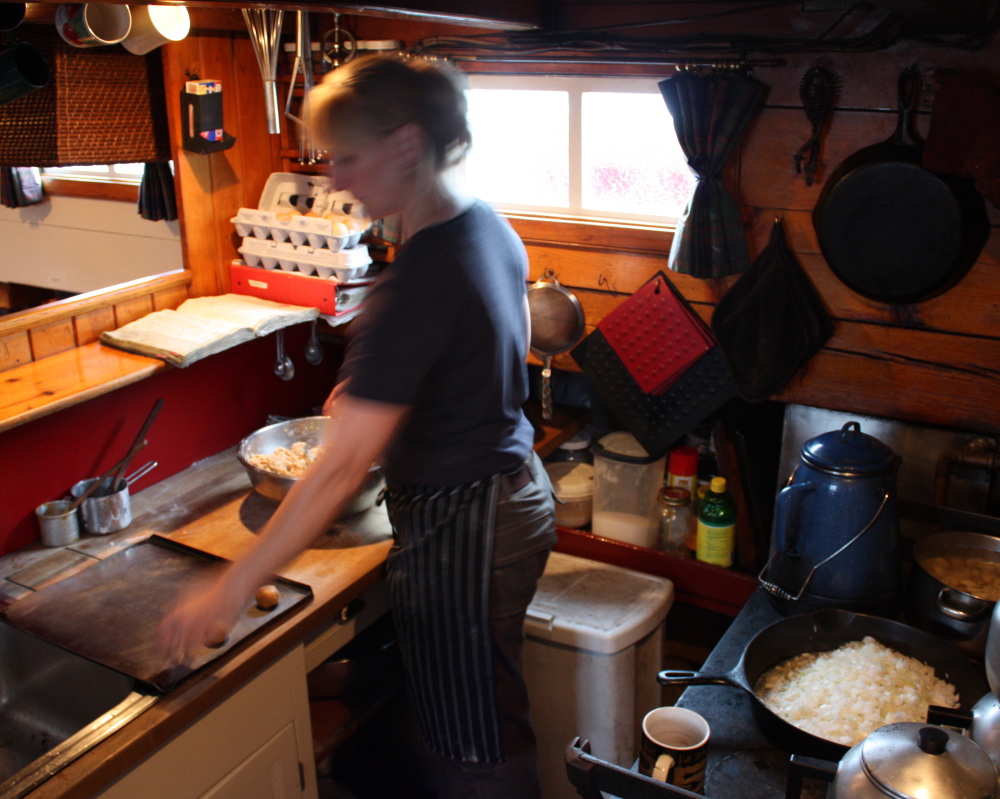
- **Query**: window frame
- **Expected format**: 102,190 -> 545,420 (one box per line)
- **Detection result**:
464,72 -> 690,229
40,164 -> 148,203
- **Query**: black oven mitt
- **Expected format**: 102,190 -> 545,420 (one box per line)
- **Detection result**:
711,219 -> 834,402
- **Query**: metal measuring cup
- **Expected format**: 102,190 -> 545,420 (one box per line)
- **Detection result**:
35,500 -> 81,547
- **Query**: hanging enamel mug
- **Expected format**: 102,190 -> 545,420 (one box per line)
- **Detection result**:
55,3 -> 131,48
759,421 -> 902,616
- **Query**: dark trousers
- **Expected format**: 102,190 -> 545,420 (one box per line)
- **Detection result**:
423,548 -> 551,798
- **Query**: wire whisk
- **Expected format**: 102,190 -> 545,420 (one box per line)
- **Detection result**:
243,8 -> 285,135
794,64 -> 841,186
284,10 -> 317,164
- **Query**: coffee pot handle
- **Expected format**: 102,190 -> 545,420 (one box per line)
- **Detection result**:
761,488 -> 890,603
773,482 -> 815,555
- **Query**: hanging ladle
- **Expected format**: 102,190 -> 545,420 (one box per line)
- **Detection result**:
275,329 -> 295,380
304,319 -> 323,365
527,270 -> 585,420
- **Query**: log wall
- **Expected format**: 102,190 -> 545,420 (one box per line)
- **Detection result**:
172,8 -> 1000,436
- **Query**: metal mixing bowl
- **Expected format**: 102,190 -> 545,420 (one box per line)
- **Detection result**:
237,416 -> 383,516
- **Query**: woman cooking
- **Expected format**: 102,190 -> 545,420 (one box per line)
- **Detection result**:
158,54 -> 557,798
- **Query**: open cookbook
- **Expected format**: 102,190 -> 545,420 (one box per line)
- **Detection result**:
99,294 -> 319,367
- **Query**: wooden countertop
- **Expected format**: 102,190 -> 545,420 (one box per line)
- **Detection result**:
15,448 -> 392,799
0,343 -> 166,435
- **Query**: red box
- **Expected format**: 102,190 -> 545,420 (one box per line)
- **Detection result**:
230,262 -> 370,316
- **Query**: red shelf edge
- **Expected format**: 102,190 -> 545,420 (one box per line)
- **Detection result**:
553,526 -> 757,617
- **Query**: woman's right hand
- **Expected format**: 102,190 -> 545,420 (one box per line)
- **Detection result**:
155,566 -> 249,668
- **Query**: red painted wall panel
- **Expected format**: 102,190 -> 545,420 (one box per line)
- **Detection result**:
0,327 -> 341,554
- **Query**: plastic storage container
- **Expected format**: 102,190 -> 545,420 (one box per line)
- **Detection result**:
523,552 -> 674,799
591,432 -> 667,547
544,462 -> 594,528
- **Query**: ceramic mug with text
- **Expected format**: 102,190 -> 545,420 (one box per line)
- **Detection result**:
639,706 -> 710,794
55,3 -> 131,48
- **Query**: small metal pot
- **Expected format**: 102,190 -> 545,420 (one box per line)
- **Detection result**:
70,477 -> 131,535
906,531 -> 1000,659
788,723 -> 999,799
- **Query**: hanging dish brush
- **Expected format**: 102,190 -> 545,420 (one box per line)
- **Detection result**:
284,10 -> 317,164
793,64 -> 841,186
243,8 -> 285,135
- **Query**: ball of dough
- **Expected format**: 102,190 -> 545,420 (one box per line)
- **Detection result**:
205,621 -> 228,648
255,584 -> 280,611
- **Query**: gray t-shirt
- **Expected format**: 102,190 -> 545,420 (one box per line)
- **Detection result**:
341,200 -> 535,486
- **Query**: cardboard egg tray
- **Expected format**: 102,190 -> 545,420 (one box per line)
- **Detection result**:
238,237 -> 372,282
230,208 -> 366,251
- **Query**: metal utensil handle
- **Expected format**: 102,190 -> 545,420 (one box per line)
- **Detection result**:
110,398 -> 163,490
66,440 -> 147,512
124,460 -> 158,487
758,489 -> 891,603
656,669 -> 742,689
541,359 -> 553,421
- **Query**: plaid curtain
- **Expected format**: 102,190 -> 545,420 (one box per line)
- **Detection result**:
659,70 -> 766,279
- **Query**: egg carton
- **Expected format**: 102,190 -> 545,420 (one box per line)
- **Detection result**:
238,237 -> 372,282
231,172 -> 371,252
230,208 -> 367,251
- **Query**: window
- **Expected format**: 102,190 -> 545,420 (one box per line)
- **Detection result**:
42,163 -> 146,184
465,76 -> 695,224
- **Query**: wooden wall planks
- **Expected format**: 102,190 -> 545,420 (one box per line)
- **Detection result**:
188,14 -> 1000,436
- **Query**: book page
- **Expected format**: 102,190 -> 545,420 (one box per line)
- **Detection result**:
100,309 -> 254,366
177,294 -> 318,337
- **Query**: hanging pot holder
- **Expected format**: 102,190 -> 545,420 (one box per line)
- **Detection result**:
711,220 -> 834,402
573,272 -> 737,458
598,273 -> 714,395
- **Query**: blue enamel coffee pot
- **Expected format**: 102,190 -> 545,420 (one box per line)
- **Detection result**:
760,421 -> 902,616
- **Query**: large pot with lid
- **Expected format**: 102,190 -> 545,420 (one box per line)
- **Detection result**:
787,723 -> 999,799
760,421 -> 902,616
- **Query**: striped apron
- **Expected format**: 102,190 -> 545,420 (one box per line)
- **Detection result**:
383,475 -> 504,765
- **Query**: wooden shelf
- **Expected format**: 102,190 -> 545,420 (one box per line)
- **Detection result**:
524,400 -> 589,460
0,342 -> 166,434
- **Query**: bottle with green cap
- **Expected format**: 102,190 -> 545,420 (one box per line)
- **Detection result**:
696,476 -> 736,567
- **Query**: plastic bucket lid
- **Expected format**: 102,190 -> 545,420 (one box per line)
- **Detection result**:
592,431 -> 661,465
545,462 -> 594,500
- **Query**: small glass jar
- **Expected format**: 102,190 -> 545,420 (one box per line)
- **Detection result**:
655,487 -> 693,558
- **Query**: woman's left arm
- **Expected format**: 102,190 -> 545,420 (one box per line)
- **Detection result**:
157,393 -> 408,665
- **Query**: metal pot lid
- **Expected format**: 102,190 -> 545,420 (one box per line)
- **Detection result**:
801,421 -> 897,475
859,723 -> 998,799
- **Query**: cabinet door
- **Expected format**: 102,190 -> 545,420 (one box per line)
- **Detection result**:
201,723 -> 301,799
97,645 -> 317,799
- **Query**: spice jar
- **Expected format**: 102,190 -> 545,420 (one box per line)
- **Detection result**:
655,487 -> 693,558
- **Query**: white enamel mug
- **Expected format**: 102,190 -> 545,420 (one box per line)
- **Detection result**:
122,5 -> 190,55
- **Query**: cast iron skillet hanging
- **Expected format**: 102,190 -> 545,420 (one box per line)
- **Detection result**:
657,608 -> 987,761
812,68 -> 989,305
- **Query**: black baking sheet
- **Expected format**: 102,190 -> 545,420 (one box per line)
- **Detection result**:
2,535 -> 312,692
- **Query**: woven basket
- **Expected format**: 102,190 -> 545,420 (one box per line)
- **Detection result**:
0,27 -> 170,167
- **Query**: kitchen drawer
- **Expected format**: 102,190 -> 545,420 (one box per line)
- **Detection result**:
303,580 -> 390,672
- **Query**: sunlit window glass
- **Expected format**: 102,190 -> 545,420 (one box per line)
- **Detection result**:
582,92 -> 695,217
466,89 -> 569,208
41,163 -> 145,182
